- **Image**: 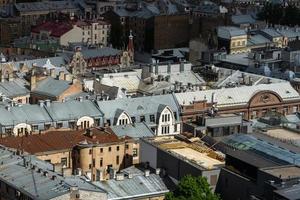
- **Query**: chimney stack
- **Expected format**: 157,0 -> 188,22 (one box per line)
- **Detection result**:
50,68 -> 56,78
59,71 -> 64,80
30,73 -> 36,91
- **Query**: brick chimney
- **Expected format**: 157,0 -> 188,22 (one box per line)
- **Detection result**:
59,71 -> 64,80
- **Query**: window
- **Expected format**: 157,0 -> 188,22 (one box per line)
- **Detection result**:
125,144 -> 129,149
92,159 -> 95,167
210,175 -> 218,186
140,115 -> 145,122
100,148 -> 103,153
131,117 -> 136,123
161,125 -> 170,134
69,121 -> 75,129
61,157 -> 67,167
32,125 -> 38,131
150,115 -> 155,122
116,156 -> 119,165
76,194 -> 80,198
173,112 -> 177,120
174,124 -> 177,132
100,158 -> 103,167
116,146 -> 120,151
108,147 -> 111,152
106,119 -> 111,126
45,159 -> 51,163
89,149 -> 92,154
5,128 -> 12,134
89,164 -> 92,169
133,148 -> 138,157
57,122 -> 63,129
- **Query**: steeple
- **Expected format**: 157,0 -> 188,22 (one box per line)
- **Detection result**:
128,30 -> 134,53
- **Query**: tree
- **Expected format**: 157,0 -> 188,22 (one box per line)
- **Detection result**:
165,175 -> 221,200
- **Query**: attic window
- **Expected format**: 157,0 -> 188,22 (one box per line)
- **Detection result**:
228,96 -> 232,99
286,90 -> 290,94
137,105 -> 144,110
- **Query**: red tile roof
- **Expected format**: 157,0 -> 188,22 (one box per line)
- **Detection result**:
0,128 -> 128,154
31,21 -> 73,37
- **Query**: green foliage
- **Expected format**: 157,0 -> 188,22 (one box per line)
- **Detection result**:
165,175 -> 221,200
257,3 -> 300,26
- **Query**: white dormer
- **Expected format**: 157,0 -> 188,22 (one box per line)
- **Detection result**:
157,106 -> 180,136
116,111 -> 132,126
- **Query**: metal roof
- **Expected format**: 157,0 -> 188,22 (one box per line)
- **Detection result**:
94,167 -> 169,200
33,77 -> 71,97
45,100 -> 103,121
223,134 -> 300,166
110,122 -> 154,139
174,82 -> 300,107
217,26 -> 247,39
0,146 -> 106,199
15,1 -> 78,13
0,104 -> 52,126
81,47 -> 121,59
0,78 -> 29,98
96,94 -> 180,123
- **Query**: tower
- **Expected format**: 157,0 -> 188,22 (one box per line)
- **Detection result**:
127,30 -> 134,63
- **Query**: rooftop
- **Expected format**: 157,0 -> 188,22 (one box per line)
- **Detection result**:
0,146 -> 105,199
262,165 -> 300,180
94,166 -> 169,200
0,128 -> 126,154
222,134 -> 300,166
31,21 -> 73,37
144,136 -> 225,170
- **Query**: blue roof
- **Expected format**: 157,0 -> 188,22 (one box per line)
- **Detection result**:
223,134 -> 300,166
33,77 -> 71,97
0,104 -> 52,126
110,123 -> 154,139
81,47 -> 122,59
45,100 -> 102,121
232,14 -> 256,25
0,78 -> 29,98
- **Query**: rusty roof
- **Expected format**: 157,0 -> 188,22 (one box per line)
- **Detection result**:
0,128 -> 128,154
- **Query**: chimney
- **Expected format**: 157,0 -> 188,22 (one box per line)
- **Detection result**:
59,71 -> 64,80
64,73 -> 71,81
30,74 -> 36,91
72,78 -> 77,85
38,100 -> 44,107
8,73 -> 13,82
6,105 -> 11,111
144,169 -> 150,177
45,99 -> 51,107
155,168 -> 161,175
115,173 -> 124,181
50,68 -> 56,78
78,96 -> 83,102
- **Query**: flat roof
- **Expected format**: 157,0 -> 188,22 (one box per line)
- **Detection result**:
262,166 -> 300,180
170,148 -> 224,169
146,136 -> 225,170
266,128 -> 300,141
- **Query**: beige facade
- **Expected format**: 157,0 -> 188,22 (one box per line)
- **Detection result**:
230,35 -> 249,54
81,21 -> 111,46
74,140 -> 140,181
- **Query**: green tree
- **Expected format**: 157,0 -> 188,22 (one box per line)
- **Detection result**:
165,175 -> 221,200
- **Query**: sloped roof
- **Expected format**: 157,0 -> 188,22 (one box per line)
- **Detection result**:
31,21 -> 73,37
96,94 -> 179,120
81,47 -> 121,59
175,82 -> 300,107
110,122 -> 154,139
0,104 -> 52,126
0,128 -> 123,154
0,78 -> 29,98
94,167 -> 169,200
231,14 -> 256,25
217,26 -> 247,39
33,77 -> 71,97
45,100 -> 102,121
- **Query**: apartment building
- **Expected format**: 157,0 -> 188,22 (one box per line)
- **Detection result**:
75,19 -> 111,46
0,128 -> 140,181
